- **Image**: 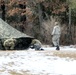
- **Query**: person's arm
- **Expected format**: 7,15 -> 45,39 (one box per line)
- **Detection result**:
51,26 -> 56,35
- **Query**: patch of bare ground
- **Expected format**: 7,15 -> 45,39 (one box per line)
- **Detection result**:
8,70 -> 31,75
0,69 -> 32,75
0,70 -> 5,72
1,50 -> 76,59
43,50 -> 76,59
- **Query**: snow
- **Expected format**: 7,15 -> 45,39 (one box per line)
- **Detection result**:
0,46 -> 76,75
44,46 -> 76,51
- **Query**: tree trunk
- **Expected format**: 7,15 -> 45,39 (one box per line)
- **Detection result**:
37,3 -> 43,30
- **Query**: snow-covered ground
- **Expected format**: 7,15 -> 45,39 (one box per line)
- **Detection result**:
0,46 -> 76,75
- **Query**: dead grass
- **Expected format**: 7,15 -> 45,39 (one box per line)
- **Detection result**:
53,51 -> 76,59
0,70 -> 5,72
8,70 -> 31,75
1,50 -> 76,59
8,71 -> 22,75
1,49 -> 76,59
44,50 -> 76,59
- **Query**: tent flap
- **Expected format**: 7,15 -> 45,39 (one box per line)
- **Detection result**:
0,18 -> 34,50
0,18 -> 33,38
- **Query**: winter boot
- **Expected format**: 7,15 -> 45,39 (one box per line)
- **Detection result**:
56,45 -> 60,50
35,48 -> 44,51
40,48 -> 44,51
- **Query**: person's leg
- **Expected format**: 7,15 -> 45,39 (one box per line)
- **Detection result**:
56,35 -> 60,50
5,46 -> 8,50
10,43 -> 15,50
52,35 -> 58,47
34,45 -> 41,50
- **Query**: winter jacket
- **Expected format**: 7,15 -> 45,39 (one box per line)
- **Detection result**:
52,25 -> 61,35
31,39 -> 41,46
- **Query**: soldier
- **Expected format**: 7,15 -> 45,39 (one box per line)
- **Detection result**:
30,39 -> 44,51
51,22 -> 61,50
3,38 -> 16,50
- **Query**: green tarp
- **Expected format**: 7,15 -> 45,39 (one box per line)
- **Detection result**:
0,18 -> 33,50
0,18 -> 32,38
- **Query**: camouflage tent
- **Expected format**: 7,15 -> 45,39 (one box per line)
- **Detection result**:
0,18 -> 32,38
0,18 -> 33,50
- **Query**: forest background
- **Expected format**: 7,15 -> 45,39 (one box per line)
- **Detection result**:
0,0 -> 76,45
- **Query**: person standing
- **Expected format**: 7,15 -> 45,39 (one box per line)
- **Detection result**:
51,22 -> 61,50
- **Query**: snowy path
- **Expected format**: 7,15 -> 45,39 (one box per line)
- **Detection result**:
0,46 -> 76,75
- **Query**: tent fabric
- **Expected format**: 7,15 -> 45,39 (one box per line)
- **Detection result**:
0,18 -> 32,38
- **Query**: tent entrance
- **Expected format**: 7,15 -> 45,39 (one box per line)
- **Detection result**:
0,18 -> 33,50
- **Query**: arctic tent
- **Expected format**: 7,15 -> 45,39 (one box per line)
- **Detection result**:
0,18 -> 34,50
